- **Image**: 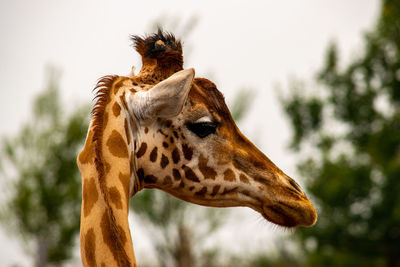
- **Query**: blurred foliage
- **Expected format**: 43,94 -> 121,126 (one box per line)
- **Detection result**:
0,67 -> 90,266
281,0 -> 400,266
230,89 -> 255,122
133,189 -> 225,267
194,243 -> 302,267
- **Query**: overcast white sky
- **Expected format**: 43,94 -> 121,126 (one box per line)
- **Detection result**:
0,0 -> 380,265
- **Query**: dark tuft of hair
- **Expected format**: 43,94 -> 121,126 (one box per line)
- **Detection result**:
131,28 -> 182,58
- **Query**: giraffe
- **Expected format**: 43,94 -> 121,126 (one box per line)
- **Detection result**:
77,30 -> 317,267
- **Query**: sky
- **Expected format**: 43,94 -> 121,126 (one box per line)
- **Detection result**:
0,0 -> 380,265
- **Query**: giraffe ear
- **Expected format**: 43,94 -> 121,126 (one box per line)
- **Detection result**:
131,68 -> 195,121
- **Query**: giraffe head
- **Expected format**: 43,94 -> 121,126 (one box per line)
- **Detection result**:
125,32 -> 317,228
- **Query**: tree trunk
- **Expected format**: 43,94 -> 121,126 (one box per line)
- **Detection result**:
35,236 -> 47,267
176,226 -> 193,267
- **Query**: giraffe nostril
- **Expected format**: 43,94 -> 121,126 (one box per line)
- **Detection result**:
288,178 -> 303,195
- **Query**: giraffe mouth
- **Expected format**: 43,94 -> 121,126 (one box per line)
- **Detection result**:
260,200 -> 317,228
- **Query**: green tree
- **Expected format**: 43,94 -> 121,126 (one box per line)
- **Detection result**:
0,68 -> 89,266
281,0 -> 400,266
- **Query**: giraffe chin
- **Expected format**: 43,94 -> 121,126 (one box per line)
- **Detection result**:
260,200 -> 317,228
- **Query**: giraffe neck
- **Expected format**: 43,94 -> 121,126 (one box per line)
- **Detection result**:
78,76 -> 139,267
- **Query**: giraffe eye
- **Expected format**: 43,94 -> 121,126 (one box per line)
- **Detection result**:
186,122 -> 218,138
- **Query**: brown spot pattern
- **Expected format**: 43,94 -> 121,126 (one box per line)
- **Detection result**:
113,85 -> 119,95
112,102 -> 121,117
172,168 -> 181,180
137,168 -> 144,182
163,175 -> 173,186
108,186 -> 123,210
144,175 -> 158,184
144,127 -> 149,134
114,79 -> 125,93
118,172 -> 130,204
83,177 -> 98,217
106,130 -> 129,158
172,147 -> 180,164
211,185 -> 221,196
195,186 -> 207,196
136,142 -> 147,158
183,165 -> 200,182
150,147 -> 158,162
160,154 -> 169,169
223,168 -> 236,182
162,141 -> 169,148
199,154 -> 217,180
182,144 -> 193,160
239,174 -> 250,184
84,228 -> 97,267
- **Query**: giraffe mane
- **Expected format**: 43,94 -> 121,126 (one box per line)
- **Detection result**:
91,75 -> 132,266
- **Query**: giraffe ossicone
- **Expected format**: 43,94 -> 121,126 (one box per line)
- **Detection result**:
78,29 -> 317,267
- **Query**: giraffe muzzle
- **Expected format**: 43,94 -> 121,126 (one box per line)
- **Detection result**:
260,197 -> 317,227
